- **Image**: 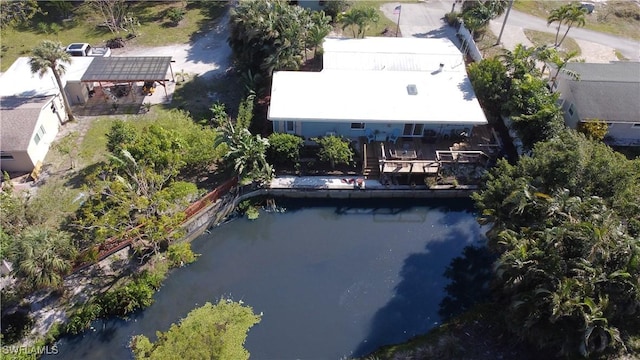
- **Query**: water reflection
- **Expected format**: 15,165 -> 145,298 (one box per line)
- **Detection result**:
45,198 -> 485,360
438,245 -> 495,322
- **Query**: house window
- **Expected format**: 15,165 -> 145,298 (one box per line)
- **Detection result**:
403,124 -> 425,137
0,152 -> 13,160
285,121 -> 295,133
33,125 -> 46,145
568,104 -> 574,117
351,123 -> 365,130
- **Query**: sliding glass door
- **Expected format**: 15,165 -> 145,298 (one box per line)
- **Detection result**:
403,123 -> 424,137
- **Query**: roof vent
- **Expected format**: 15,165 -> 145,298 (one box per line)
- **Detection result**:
406,84 -> 418,95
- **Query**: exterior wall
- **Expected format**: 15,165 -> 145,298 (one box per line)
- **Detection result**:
0,151 -> 34,173
65,81 -> 90,105
605,122 -> 640,146
555,78 -> 580,129
272,120 -> 471,140
25,99 -> 61,171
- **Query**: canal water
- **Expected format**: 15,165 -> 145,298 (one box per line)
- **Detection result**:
47,198 -> 486,360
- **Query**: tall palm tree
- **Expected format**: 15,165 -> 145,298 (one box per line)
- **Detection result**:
547,3 -> 586,47
29,40 -> 75,122
547,5 -> 569,46
12,228 -> 76,290
556,4 -> 587,48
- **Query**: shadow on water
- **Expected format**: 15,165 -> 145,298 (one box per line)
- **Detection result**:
353,230 -> 471,357
438,245 -> 495,322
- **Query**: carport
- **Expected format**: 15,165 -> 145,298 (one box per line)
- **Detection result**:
80,56 -> 174,98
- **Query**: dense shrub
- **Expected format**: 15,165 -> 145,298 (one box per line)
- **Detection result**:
167,242 -> 197,267
166,7 -> 185,25
267,133 -> 304,166
65,302 -> 102,335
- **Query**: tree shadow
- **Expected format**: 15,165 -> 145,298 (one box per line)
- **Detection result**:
353,214 -> 486,357
438,245 -> 495,322
412,24 -> 460,46
63,162 -> 106,190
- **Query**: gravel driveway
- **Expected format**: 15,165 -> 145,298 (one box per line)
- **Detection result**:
110,10 -> 232,80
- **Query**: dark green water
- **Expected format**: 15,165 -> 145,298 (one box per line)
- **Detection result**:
46,198 -> 486,359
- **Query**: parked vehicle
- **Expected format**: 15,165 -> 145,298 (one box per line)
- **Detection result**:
65,43 -> 111,57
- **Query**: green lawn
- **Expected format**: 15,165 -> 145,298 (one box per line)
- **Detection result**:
523,29 -> 581,56
0,2 -> 225,71
340,1 -> 399,37
513,0 -> 640,41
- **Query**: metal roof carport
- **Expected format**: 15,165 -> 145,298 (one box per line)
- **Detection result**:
80,56 -> 174,97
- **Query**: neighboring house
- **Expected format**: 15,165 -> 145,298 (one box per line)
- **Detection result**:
1,95 -> 64,173
554,62 -> 640,146
268,37 -> 487,141
0,57 -> 69,174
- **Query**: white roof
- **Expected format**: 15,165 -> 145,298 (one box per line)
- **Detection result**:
62,56 -> 95,82
0,57 -> 60,97
268,69 -> 487,124
0,56 -> 93,98
323,37 -> 465,71
269,37 -> 487,125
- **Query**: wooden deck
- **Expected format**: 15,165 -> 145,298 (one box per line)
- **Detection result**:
361,125 -> 501,179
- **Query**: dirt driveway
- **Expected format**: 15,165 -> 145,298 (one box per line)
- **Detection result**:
111,10 -> 232,80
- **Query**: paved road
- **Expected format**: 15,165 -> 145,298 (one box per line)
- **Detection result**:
492,8 -> 640,60
381,1 -> 639,60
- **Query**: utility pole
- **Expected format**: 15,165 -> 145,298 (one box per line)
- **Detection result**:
394,5 -> 402,37
496,0 -> 514,45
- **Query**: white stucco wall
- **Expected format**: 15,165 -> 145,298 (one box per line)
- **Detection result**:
25,97 -> 62,171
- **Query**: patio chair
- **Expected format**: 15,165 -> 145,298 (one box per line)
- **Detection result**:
387,128 -> 400,144
364,128 -> 376,143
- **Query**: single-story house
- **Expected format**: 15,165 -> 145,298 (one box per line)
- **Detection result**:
554,61 -> 640,146
0,95 -> 65,173
0,56 -> 174,174
0,57 -> 70,174
268,37 -> 487,141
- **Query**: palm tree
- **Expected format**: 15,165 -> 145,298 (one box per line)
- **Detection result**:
29,40 -> 75,122
338,9 -> 360,38
547,5 -> 569,46
549,50 -> 580,87
557,4 -> 587,47
12,228 -> 76,290
547,3 -> 587,47
500,44 -> 537,78
307,24 -> 329,59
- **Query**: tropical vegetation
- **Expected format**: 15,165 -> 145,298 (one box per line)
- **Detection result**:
312,135 -> 354,169
459,0 -> 509,38
547,2 -> 588,47
130,299 -> 261,360
338,7 -> 379,38
228,0 -> 332,78
29,40 -> 75,122
473,130 -> 640,357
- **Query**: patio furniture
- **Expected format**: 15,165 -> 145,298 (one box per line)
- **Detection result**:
364,128 -> 376,143
387,128 -> 400,144
389,149 -> 417,160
